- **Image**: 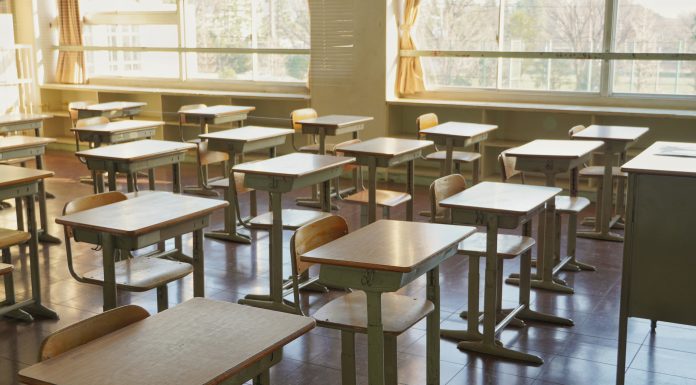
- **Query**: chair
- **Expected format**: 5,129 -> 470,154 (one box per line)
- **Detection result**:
417,113 -> 481,175
430,174 -> 535,345
498,149 -> 593,272
39,304 -> 150,361
179,104 -> 230,195
290,215 -> 434,384
339,139 -> 411,226
0,228 -> 32,321
75,116 -> 132,193
62,192 -> 193,312
568,125 -> 628,229
69,102 -> 98,187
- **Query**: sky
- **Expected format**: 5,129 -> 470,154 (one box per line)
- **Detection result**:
635,0 -> 696,18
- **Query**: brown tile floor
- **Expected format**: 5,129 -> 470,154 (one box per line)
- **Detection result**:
1,151 -> 695,385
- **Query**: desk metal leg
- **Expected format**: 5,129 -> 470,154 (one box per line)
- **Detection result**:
443,140 -> 454,177
205,151 -> 251,244
426,267 -> 440,385
126,172 -> 135,192
184,121 -> 219,197
148,169 -> 156,190
441,255 -> 483,341
101,233 -> 117,311
473,142 -> 481,185
458,215 -> 543,364
35,155 -> 61,244
366,291 -> 385,385
407,160 -> 414,221
239,192 -> 295,313
367,160 -> 378,224
192,228 -> 205,297
173,163 -> 183,252
107,166 -> 117,192
578,150 -> 623,242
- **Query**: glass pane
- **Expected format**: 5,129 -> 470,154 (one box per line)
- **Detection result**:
613,60 -> 696,95
503,0 -> 605,52
616,0 -> 696,53
414,0 -> 498,51
186,53 -> 309,82
500,59 -> 601,92
84,25 -> 178,48
85,51 -> 179,78
80,0 -> 176,14
421,57 -> 497,88
184,0 -> 310,49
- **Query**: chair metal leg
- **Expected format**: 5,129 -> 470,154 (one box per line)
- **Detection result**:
384,334 -> 398,385
157,285 -> 168,312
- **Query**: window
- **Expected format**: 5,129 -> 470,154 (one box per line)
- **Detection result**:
408,0 -> 696,97
68,0 -> 310,84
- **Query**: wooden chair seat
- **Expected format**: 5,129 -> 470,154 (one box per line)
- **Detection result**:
426,150 -> 481,163
249,209 -> 333,231
555,196 -> 591,214
196,141 -> 229,166
579,166 -> 627,178
313,291 -> 434,335
82,257 -> 193,292
0,228 -> 30,249
0,263 -> 13,275
343,189 -> 411,208
298,142 -> 338,154
209,173 -> 254,194
458,233 -> 535,259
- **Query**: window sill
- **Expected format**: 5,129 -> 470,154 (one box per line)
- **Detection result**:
388,97 -> 696,119
40,83 -> 310,101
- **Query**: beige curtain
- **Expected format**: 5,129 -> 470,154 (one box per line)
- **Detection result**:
397,0 -> 425,96
55,0 -> 85,84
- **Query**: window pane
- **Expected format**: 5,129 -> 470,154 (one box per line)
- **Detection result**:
613,60 -> 696,95
80,0 -> 176,14
500,59 -> 601,92
503,0 -> 605,52
616,0 -> 696,53
414,0 -> 498,51
421,57 -> 497,88
86,51 -> 179,78
186,53 -> 308,82
84,25 -> 178,48
184,0 -> 310,49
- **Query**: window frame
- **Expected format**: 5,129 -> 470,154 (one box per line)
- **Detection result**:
55,0 -> 311,88
403,0 -> 696,104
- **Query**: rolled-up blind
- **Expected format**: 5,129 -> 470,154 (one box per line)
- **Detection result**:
309,0 -> 354,86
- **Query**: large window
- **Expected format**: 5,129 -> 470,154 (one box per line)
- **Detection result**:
69,0 -> 310,84
408,0 -> 696,97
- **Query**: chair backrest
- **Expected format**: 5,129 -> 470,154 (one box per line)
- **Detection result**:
429,174 -> 467,223
498,149 -> 524,183
63,192 -> 128,238
67,101 -> 91,127
291,215 -> 349,277
416,113 -> 438,138
75,116 -> 109,129
178,104 -> 206,123
39,305 -> 149,361
568,125 -> 586,138
290,108 -> 318,131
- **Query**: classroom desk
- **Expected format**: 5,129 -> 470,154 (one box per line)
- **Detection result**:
55,191 -> 227,311
301,220 -> 474,385
616,141 -> 696,385
572,124 -> 648,242
297,115 -> 373,154
71,119 -> 162,146
19,298 -> 314,385
199,126 -> 293,244
0,136 -> 60,244
440,182 -> 572,363
76,139 -> 196,193
74,101 -> 146,120
419,121 -> 498,180
233,153 -> 354,313
338,137 -> 433,224
0,165 -> 58,321
0,113 -> 52,137
178,105 -> 256,196
505,139 -> 603,293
